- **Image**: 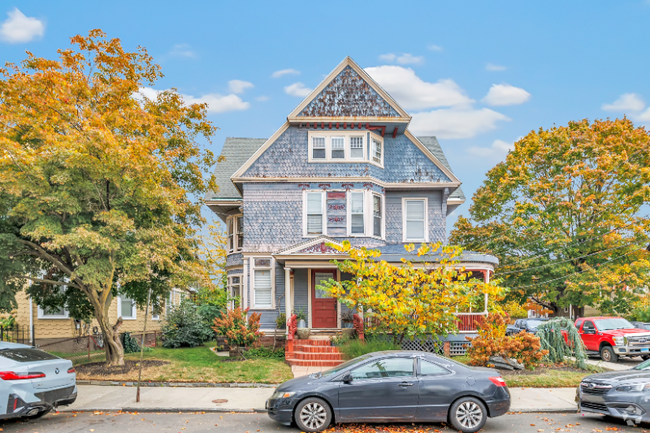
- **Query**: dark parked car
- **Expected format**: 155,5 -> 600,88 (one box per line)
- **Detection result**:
578,358 -> 650,423
507,318 -> 549,336
266,351 -> 510,433
631,321 -> 650,332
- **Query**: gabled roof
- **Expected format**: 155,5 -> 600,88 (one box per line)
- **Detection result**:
287,57 -> 411,121
204,137 -> 266,200
274,236 -> 345,256
416,136 -> 465,202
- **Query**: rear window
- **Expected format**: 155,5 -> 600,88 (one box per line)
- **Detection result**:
0,349 -> 60,363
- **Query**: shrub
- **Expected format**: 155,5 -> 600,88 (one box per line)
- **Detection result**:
537,317 -> 587,369
161,299 -> 213,348
466,314 -> 548,369
276,313 -> 286,329
212,307 -> 263,349
195,287 -> 228,339
339,336 -> 400,360
246,346 -> 284,359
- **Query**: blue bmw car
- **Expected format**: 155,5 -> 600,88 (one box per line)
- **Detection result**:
267,350 -> 510,433
0,342 -> 77,420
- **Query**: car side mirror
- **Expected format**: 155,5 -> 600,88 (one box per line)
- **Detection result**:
584,329 -> 594,334
341,373 -> 353,383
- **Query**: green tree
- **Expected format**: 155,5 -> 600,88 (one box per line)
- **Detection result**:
320,241 -> 504,343
0,30 -> 217,365
450,119 -> 650,315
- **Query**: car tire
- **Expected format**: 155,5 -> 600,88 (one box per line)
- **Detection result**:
600,345 -> 618,363
294,397 -> 332,432
449,397 -> 488,433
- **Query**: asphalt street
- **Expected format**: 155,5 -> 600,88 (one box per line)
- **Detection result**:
0,411 -> 648,433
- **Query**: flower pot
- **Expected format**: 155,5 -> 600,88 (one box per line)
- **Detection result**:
229,347 -> 245,358
296,328 -> 310,340
297,319 -> 307,328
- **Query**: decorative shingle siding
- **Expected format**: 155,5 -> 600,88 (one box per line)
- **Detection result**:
297,66 -> 400,118
385,190 -> 446,245
226,268 -> 242,276
242,126 -> 451,184
226,253 -> 243,268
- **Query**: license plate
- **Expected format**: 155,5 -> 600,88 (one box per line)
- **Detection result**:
641,348 -> 649,353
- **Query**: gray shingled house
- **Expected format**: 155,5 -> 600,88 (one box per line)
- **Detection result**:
205,58 -> 497,359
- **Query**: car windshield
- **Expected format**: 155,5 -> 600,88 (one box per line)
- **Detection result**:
320,355 -> 372,378
526,320 -> 545,329
595,318 -> 635,331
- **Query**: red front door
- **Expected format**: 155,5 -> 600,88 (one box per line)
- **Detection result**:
312,270 -> 337,329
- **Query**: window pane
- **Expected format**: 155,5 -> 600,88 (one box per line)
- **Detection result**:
313,137 -> 326,159
350,192 -> 364,213
255,258 -> 271,267
331,137 -> 345,159
406,200 -> 425,220
351,214 -> 365,234
350,137 -> 364,159
121,297 -> 134,318
350,192 -> 364,234
406,220 -> 425,240
43,306 -> 66,316
254,270 -> 272,307
307,193 -> 322,213
420,360 -> 449,376
372,139 -> 382,163
307,215 -> 323,234
351,358 -> 414,380
373,195 -> 382,237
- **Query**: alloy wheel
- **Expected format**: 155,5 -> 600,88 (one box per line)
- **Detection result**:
455,401 -> 483,429
300,402 -> 327,430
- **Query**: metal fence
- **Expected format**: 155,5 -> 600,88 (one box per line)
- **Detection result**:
35,331 -> 161,366
0,324 -> 34,346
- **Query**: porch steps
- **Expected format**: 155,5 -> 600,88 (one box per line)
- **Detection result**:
285,338 -> 345,367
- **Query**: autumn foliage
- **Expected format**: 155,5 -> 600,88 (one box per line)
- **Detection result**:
212,307 -> 263,349
466,314 -> 548,368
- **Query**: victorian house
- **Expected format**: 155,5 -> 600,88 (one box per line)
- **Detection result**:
206,57 -> 498,341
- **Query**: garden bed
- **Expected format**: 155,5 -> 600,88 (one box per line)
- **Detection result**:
499,365 -> 602,388
75,360 -> 169,377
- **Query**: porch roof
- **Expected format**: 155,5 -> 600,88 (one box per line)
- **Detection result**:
375,244 -> 499,267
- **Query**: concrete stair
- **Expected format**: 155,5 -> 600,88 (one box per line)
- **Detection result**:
285,339 -> 344,367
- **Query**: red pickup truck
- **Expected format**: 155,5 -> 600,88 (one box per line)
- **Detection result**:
575,317 -> 650,363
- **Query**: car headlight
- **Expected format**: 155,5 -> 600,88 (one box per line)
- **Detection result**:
271,390 -> 297,399
613,337 -> 625,346
616,383 -> 650,392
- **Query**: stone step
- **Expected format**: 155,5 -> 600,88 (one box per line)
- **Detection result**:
285,351 -> 344,361
285,358 -> 344,367
294,339 -> 331,346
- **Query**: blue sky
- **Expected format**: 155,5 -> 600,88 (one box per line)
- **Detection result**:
3,1 -> 650,234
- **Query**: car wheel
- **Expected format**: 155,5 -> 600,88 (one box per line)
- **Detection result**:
600,346 -> 618,363
449,397 -> 487,433
294,397 -> 332,432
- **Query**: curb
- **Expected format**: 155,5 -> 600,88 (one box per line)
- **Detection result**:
59,407 -> 268,413
510,408 -> 577,414
76,380 -> 278,388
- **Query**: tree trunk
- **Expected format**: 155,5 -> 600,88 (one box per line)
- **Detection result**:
96,310 -> 125,366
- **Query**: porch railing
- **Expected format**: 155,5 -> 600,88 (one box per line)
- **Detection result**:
454,312 -> 487,333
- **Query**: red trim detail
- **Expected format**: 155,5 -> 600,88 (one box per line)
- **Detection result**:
328,122 -> 332,129
392,127 -> 398,138
336,122 -> 339,129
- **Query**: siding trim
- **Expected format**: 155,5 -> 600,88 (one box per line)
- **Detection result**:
231,176 -> 460,189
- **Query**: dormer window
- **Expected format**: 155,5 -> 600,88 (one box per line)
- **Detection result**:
372,138 -> 383,164
312,137 -> 326,159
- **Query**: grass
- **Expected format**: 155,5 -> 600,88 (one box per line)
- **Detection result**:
338,338 -> 400,360
74,342 -> 293,384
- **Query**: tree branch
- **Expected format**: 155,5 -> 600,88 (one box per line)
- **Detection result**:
18,276 -> 81,289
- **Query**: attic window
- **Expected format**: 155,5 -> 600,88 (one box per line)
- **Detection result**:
372,138 -> 383,164
312,137 -> 326,159
331,137 -> 345,159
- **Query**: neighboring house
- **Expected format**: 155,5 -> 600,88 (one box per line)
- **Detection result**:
206,57 -> 498,333
10,287 -> 187,344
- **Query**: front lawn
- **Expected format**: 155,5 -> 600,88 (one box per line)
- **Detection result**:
74,342 -> 293,384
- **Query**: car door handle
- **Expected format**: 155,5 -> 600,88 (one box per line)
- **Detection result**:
399,382 -> 414,387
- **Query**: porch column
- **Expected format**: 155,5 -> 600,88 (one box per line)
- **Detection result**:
483,270 -> 489,313
284,267 -> 292,335
242,258 -> 249,309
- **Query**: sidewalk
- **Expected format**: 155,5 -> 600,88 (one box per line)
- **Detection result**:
65,385 -> 579,413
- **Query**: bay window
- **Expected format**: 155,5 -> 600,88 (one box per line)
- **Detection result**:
305,191 -> 325,235
403,198 -> 427,242
227,215 -> 243,252
372,137 -> 383,164
350,136 -> 364,159
349,192 -> 365,235
373,194 -> 382,237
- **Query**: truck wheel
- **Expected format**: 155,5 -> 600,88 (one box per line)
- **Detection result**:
600,345 -> 618,363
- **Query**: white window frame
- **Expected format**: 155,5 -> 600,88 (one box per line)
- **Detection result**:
371,193 -> 385,239
311,135 -> 327,160
228,275 -> 242,310
226,214 -> 243,253
330,136 -> 346,159
37,305 -> 69,320
349,135 -> 365,161
303,190 -> 327,237
307,131 -> 380,166
117,295 -> 137,321
370,133 -> 384,167
251,257 -> 275,310
347,190 -> 367,237
402,198 -> 429,242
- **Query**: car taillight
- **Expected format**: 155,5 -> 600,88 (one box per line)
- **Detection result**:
489,376 -> 507,387
67,367 -> 76,374
0,371 -> 46,380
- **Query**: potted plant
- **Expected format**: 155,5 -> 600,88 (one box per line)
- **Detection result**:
294,308 -> 310,339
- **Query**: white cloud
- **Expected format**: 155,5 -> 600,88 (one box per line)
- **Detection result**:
602,93 -> 645,112
428,44 -> 443,52
228,79 -> 254,94
378,53 -> 424,65
168,43 -> 196,58
486,63 -> 507,71
284,82 -> 312,98
255,95 -> 270,102
482,84 -> 531,106
468,139 -> 515,157
365,65 -> 473,110
138,87 -> 250,113
0,8 -> 44,43
409,108 -> 510,139
272,68 -> 300,78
